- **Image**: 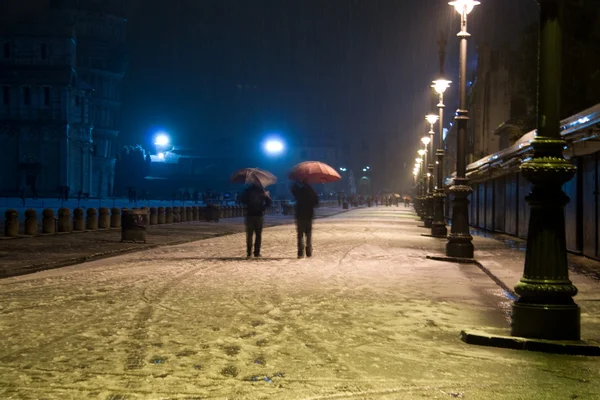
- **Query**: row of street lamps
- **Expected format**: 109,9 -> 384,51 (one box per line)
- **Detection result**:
412,0 -> 582,341
414,0 -> 476,250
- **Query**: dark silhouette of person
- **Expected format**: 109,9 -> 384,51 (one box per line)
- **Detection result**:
20,187 -> 26,206
240,183 -> 272,258
291,180 -> 319,258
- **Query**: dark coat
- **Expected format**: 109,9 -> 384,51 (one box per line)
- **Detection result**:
291,182 -> 319,220
240,185 -> 272,217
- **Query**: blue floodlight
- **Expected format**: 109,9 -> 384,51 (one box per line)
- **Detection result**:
154,132 -> 170,146
157,152 -> 165,160
264,138 -> 285,155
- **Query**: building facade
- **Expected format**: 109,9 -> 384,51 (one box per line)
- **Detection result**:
0,0 -> 126,198
0,23 -> 93,197
466,44 -> 512,163
52,0 -> 128,198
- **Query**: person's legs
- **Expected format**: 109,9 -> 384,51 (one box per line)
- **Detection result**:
254,216 -> 263,256
296,219 -> 305,257
305,219 -> 313,257
245,218 -> 253,257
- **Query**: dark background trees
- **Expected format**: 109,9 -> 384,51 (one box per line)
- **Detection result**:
113,145 -> 152,196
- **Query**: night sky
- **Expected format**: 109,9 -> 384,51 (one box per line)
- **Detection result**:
2,0 -> 538,190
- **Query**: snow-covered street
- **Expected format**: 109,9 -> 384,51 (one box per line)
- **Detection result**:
1,208 -> 598,399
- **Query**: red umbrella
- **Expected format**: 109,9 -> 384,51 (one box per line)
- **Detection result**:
230,168 -> 277,187
289,161 -> 341,183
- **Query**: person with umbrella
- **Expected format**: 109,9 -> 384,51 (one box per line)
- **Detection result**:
231,168 -> 276,258
291,180 -> 319,258
289,161 -> 340,258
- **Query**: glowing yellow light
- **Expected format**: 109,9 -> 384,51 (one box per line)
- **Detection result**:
449,0 -> 480,15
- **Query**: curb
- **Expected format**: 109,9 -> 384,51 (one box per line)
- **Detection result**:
460,330 -> 600,356
426,254 -> 517,298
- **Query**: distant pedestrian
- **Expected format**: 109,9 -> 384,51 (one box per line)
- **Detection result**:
240,183 -> 272,258
291,180 -> 319,258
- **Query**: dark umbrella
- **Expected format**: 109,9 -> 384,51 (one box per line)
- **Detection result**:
288,161 -> 341,183
230,168 -> 277,187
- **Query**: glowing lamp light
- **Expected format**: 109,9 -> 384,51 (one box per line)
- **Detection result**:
264,139 -> 284,154
432,79 -> 452,95
416,157 -> 422,163
421,136 -> 431,145
418,149 -> 426,156
157,152 -> 165,160
154,133 -> 169,146
449,0 -> 480,15
363,168 -> 367,172
413,170 -> 418,176
426,114 -> 439,125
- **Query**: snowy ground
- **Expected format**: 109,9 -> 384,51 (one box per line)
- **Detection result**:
0,208 -> 598,399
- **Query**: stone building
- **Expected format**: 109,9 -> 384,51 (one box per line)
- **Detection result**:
0,23 -> 93,197
466,44 -> 512,163
52,0 -> 128,198
0,0 -> 127,198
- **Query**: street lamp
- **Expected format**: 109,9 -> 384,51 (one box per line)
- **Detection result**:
418,141 -> 429,221
446,0 -> 479,258
423,114 -> 439,228
416,149 -> 427,215
511,0 -> 580,340
431,78 -> 452,238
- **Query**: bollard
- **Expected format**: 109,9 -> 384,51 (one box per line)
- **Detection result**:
219,206 -> 224,220
86,208 -> 98,230
166,207 -> 174,223
24,209 -> 38,235
192,206 -> 199,221
110,207 -> 121,228
186,206 -> 193,221
198,206 -> 205,220
149,207 -> 158,225
4,209 -> 19,237
42,208 -> 55,234
157,206 -> 165,224
73,208 -> 85,231
173,206 -> 181,223
180,206 -> 186,222
98,207 -> 110,229
58,208 -> 72,232
121,208 -> 148,243
236,205 -> 242,217
243,205 -> 247,217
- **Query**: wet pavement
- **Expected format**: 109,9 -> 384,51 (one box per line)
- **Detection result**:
0,207 -> 599,399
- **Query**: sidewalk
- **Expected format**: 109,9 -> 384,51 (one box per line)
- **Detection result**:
422,221 -> 600,345
0,206 -> 348,279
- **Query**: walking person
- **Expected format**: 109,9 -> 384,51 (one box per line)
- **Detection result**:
291,180 -> 319,258
240,183 -> 272,258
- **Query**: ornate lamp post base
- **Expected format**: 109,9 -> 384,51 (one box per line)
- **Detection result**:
424,195 -> 434,227
446,176 -> 473,258
512,302 -> 580,340
431,191 -> 448,237
510,136 -> 580,340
